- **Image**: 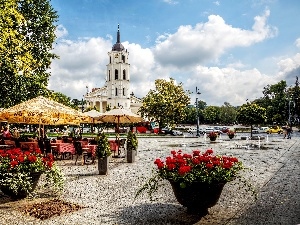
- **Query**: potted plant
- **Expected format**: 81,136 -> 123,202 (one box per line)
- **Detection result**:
126,131 -> 138,163
135,149 -> 255,215
0,148 -> 64,199
207,131 -> 218,141
96,132 -> 112,175
227,130 -> 235,139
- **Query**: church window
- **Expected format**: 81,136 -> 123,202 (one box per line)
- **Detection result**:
115,88 -> 118,96
123,88 -> 125,96
108,70 -> 111,81
122,55 -> 125,63
110,56 -> 111,63
123,69 -> 126,80
115,69 -> 118,80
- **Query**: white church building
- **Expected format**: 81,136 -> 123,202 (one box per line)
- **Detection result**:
84,25 -> 142,114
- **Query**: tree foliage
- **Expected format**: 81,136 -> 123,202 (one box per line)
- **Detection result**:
203,106 -> 220,124
237,103 -> 266,136
0,0 -> 58,108
219,102 -> 237,125
139,78 -> 190,129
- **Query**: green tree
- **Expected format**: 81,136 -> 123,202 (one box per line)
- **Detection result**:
139,78 -> 190,130
0,0 -> 36,107
0,0 -> 58,108
236,103 -> 266,137
48,92 -> 73,108
203,106 -> 220,124
260,80 -> 287,124
219,102 -> 237,125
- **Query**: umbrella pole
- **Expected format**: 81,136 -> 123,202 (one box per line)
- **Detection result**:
117,116 -> 121,156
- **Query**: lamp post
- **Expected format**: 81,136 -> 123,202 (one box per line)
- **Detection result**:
195,87 -> 201,137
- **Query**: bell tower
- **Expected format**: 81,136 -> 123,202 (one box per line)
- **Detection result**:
106,24 -> 130,110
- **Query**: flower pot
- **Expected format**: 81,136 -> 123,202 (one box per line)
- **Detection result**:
209,136 -> 217,141
98,156 -> 109,175
169,181 -> 225,215
127,148 -> 136,163
0,172 -> 42,200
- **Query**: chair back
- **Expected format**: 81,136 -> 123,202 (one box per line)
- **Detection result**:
38,139 -> 45,153
44,139 -> 52,154
73,141 -> 83,155
119,139 -> 126,147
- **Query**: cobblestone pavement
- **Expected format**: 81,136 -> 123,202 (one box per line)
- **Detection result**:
226,139 -> 300,225
0,136 -> 299,225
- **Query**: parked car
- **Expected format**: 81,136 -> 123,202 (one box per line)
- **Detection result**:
187,127 -> 205,134
220,127 -> 230,133
171,130 -> 183,136
258,127 -> 269,133
161,128 -> 172,134
266,126 -> 283,134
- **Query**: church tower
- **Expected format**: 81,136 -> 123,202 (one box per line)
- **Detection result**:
106,24 -> 130,110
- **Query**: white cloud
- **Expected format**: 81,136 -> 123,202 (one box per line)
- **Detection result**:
153,9 -> 277,67
163,0 -> 178,5
48,11 -> 300,107
49,37 -> 112,99
184,66 -> 277,106
55,25 -> 68,39
296,38 -> 300,48
213,1 -> 220,6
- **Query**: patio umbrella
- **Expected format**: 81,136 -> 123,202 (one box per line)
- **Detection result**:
96,108 -> 143,156
0,96 -> 91,137
95,108 -> 142,124
83,110 -> 103,123
83,109 -> 103,133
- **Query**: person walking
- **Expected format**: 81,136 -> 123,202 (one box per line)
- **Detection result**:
283,126 -> 287,139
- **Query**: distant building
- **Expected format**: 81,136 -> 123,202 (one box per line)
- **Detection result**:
84,25 -> 142,114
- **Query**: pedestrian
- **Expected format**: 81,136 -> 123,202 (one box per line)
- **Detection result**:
2,127 -> 11,139
12,127 -> 20,139
287,126 -> 292,139
283,126 -> 287,139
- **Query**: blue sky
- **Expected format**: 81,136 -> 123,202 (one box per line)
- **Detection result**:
48,0 -> 300,106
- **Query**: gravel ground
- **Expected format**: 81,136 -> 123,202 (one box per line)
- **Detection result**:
0,135 -> 299,225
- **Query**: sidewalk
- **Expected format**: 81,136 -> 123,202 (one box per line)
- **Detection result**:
226,139 -> 300,225
0,136 -> 299,225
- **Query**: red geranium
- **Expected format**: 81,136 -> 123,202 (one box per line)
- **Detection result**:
153,149 -> 244,185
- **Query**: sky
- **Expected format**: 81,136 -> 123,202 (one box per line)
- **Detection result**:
48,0 -> 300,106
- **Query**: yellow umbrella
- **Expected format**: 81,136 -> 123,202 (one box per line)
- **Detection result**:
96,108 -> 143,157
0,96 -> 91,137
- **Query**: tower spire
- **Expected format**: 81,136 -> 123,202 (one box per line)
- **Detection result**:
117,24 -> 120,43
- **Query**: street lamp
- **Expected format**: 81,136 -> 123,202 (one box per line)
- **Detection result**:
195,87 -> 201,137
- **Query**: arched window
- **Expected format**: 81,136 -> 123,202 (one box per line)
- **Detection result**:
115,88 -> 118,96
122,55 -> 125,63
123,69 -> 126,80
115,69 -> 118,80
108,70 -> 111,81
110,56 -> 111,64
123,88 -> 125,96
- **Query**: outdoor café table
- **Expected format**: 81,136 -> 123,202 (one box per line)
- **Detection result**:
4,140 -> 16,146
19,142 -> 39,151
82,144 -> 97,157
51,143 -> 75,159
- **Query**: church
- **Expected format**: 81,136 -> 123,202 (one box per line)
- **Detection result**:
84,25 -> 142,114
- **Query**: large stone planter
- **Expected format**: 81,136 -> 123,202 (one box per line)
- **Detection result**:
98,156 -> 109,175
127,148 -> 136,163
169,181 -> 226,215
0,172 -> 42,199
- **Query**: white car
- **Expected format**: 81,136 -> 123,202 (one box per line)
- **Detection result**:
171,130 -> 183,136
258,127 -> 269,133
